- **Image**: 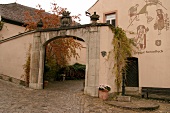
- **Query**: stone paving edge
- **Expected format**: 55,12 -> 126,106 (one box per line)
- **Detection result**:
105,101 -> 160,111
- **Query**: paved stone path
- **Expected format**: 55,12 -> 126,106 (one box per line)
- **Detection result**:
0,79 -> 170,113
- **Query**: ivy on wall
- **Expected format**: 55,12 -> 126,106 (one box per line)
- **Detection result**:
109,26 -> 135,93
22,44 -> 32,87
0,21 -> 4,30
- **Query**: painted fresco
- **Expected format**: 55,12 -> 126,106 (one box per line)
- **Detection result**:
154,9 -> 169,35
128,0 -> 169,52
128,0 -> 168,27
128,4 -> 139,25
134,25 -> 149,50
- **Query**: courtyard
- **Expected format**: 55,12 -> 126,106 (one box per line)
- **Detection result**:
0,79 -> 170,113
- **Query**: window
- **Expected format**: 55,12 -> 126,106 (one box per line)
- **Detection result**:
105,13 -> 116,27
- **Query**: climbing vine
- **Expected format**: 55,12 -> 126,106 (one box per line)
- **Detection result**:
22,44 -> 31,87
109,26 -> 135,93
0,21 -> 4,30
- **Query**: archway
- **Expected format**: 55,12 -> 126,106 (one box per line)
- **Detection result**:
43,36 -> 86,88
29,24 -> 115,97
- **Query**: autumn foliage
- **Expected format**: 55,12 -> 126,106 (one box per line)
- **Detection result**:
46,38 -> 82,67
24,3 -> 83,80
24,3 -> 81,30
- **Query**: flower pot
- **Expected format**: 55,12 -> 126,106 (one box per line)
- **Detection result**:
44,80 -> 48,87
98,90 -> 109,100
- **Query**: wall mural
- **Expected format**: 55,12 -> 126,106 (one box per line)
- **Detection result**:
154,9 -> 169,35
128,0 -> 168,27
134,25 -> 149,50
128,0 -> 169,53
128,4 -> 139,25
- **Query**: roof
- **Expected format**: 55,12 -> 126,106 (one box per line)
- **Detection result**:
87,0 -> 99,11
0,3 -> 80,27
0,3 -> 39,25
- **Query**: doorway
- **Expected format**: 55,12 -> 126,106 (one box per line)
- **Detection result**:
125,57 -> 139,87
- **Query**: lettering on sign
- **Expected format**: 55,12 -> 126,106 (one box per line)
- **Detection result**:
134,50 -> 163,55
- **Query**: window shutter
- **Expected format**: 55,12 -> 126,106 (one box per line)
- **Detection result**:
112,19 -> 116,27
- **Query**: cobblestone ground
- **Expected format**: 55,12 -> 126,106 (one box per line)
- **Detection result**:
0,79 -> 170,113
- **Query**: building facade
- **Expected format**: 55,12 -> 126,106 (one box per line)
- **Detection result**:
88,0 -> 170,89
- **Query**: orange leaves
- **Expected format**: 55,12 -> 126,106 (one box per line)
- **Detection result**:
24,3 -> 61,30
50,3 -> 67,15
72,14 -> 81,22
24,2 -> 81,30
46,38 -> 83,66
24,2 -> 83,67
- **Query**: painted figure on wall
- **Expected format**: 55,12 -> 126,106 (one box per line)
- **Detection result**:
127,0 -> 167,28
135,25 -> 149,50
144,0 -> 167,10
154,9 -> 164,35
128,4 -> 139,25
137,3 -> 150,23
154,9 -> 169,35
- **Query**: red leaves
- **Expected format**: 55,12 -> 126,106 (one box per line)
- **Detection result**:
24,2 -> 81,30
46,38 -> 83,66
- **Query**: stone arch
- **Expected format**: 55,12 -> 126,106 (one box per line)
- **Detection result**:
43,36 -> 85,46
42,35 -> 86,87
29,24 -> 115,97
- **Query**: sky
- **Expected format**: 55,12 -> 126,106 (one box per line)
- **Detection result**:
0,0 -> 97,24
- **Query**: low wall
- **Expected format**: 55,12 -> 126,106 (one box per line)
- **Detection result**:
0,74 -> 26,86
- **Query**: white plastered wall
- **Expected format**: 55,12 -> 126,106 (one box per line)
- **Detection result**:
0,34 -> 33,80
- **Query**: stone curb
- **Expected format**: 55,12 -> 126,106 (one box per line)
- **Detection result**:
105,101 -> 160,111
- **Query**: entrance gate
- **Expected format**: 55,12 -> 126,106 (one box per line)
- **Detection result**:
28,24 -> 115,97
0,12 -> 117,97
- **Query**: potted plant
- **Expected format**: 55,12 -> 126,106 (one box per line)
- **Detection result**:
44,80 -> 48,87
98,85 -> 111,100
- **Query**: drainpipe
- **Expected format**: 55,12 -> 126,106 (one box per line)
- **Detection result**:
122,71 -> 126,96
